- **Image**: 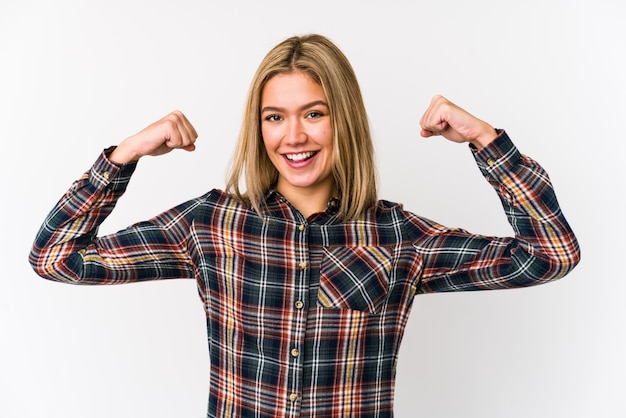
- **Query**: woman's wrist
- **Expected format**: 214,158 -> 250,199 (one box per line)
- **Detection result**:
109,139 -> 140,165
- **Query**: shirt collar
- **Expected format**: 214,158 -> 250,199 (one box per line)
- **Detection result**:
264,189 -> 342,224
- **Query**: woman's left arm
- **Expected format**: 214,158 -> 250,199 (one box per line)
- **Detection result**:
411,96 -> 581,292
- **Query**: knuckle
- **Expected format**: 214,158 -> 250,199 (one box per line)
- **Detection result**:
162,118 -> 177,131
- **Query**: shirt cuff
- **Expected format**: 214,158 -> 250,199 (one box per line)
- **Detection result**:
88,147 -> 138,192
471,130 -> 522,176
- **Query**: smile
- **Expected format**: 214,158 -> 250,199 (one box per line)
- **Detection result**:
284,151 -> 318,162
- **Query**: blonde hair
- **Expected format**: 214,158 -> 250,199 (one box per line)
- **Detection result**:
226,34 -> 377,221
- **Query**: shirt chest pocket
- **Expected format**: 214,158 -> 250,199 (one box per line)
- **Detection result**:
318,246 -> 393,314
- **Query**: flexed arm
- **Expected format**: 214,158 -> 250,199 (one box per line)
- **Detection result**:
29,111 -> 201,284
409,96 -> 580,292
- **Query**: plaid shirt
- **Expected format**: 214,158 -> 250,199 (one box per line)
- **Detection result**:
30,131 -> 580,417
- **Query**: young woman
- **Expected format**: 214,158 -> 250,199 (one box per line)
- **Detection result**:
29,34 -> 580,417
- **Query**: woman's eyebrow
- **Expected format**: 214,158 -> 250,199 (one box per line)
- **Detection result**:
261,100 -> 329,114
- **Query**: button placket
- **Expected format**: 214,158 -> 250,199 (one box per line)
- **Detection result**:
288,219 -> 309,414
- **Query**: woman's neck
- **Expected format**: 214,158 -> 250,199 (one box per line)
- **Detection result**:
276,180 -> 337,218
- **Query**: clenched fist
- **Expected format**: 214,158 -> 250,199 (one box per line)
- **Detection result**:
420,95 -> 497,149
110,111 -> 198,164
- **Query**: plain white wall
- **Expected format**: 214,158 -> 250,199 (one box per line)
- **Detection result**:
1,0 -> 624,417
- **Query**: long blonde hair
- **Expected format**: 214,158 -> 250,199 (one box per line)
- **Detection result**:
226,34 -> 377,221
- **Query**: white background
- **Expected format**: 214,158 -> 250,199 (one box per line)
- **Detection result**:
1,0 -> 624,417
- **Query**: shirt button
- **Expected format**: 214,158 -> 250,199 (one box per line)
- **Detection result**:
103,171 -> 110,180
295,300 -> 304,309
487,158 -> 496,167
291,348 -> 300,357
298,261 -> 307,270
289,393 -> 298,402
298,224 -> 305,231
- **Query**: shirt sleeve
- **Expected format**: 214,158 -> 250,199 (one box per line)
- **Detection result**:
28,149 -> 198,285
407,130 -> 581,293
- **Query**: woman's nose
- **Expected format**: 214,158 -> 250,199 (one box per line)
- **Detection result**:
285,119 -> 307,144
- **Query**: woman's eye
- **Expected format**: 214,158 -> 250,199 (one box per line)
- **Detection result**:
307,111 -> 323,119
265,114 -> 282,122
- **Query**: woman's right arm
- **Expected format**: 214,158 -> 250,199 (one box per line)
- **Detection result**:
29,111 -> 200,284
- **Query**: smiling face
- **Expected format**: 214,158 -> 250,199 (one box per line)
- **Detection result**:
261,71 -> 336,207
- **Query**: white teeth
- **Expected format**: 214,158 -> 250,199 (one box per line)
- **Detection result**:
286,152 -> 315,161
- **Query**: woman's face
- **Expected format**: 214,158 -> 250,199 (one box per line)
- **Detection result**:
260,71 -> 335,202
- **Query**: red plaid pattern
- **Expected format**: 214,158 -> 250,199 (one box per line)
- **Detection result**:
30,131 -> 580,417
